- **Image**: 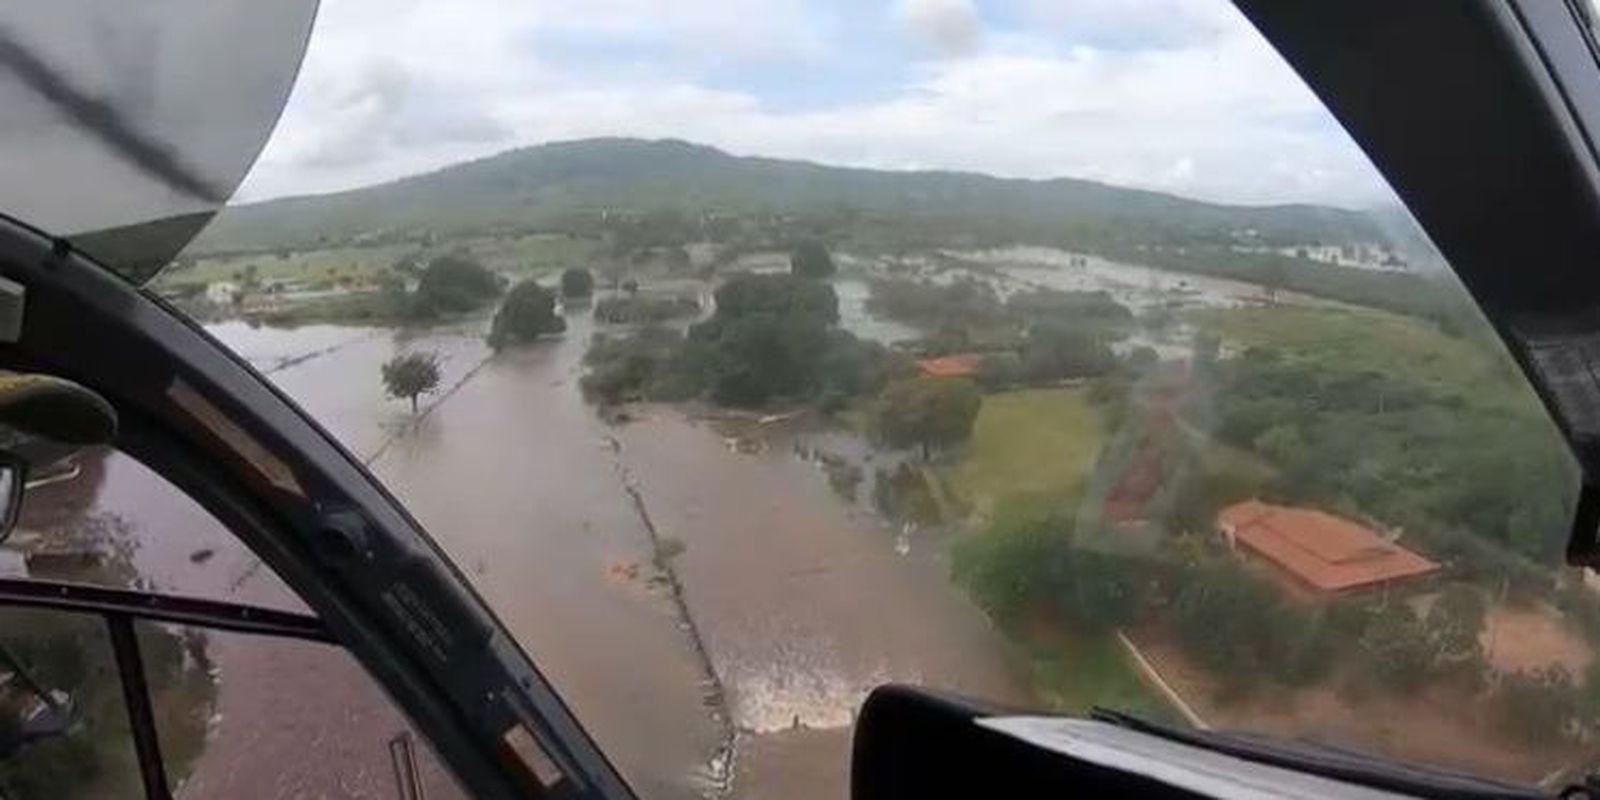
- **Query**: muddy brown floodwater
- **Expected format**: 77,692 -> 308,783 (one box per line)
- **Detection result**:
48,307 -> 1029,799
371,318 -> 723,800
614,412 -> 1029,798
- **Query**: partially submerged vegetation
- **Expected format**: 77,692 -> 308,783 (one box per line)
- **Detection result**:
582,272 -> 908,408
592,293 -> 699,324
137,136 -> 1600,781
381,351 -> 442,413
488,280 -> 565,349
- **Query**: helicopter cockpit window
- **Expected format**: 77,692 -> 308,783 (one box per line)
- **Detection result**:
0,440 -> 466,799
0,607 -> 140,798
0,366 -> 466,799
3,0 -> 1600,796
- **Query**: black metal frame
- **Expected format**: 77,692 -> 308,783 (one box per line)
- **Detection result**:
0,194 -> 632,798
0,451 -> 26,542
1230,0 -> 1600,567
0,578 -> 332,642
0,577 -> 333,800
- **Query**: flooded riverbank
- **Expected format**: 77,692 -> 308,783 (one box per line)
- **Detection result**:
614,409 -> 1029,798
30,244 -> 1256,797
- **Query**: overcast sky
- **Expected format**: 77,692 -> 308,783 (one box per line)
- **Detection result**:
234,0 -> 1395,208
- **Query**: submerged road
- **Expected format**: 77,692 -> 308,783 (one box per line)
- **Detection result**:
64,307 -> 1027,798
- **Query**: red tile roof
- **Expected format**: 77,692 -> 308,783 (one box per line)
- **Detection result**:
1218,500 -> 1439,593
916,353 -> 985,378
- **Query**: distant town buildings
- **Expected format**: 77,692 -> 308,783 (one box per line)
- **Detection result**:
1217,500 -> 1438,595
204,281 -> 240,305
1230,241 -> 1409,273
916,353 -> 985,379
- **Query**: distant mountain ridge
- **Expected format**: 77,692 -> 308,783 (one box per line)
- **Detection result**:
191,137 -> 1383,253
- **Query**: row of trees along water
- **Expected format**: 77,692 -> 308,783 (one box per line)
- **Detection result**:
363,231 -> 1600,762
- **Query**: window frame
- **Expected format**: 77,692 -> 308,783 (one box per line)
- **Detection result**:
1233,0 -> 1600,566
0,209 -> 636,799
0,578 -> 332,800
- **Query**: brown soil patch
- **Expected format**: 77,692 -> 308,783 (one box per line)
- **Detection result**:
1128,626 -> 1587,784
604,559 -> 641,584
1481,602 -> 1594,676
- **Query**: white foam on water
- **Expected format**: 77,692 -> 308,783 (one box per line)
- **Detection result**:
725,639 -> 923,734
728,662 -> 880,732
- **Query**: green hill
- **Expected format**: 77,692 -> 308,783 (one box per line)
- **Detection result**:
192,138 -> 1380,254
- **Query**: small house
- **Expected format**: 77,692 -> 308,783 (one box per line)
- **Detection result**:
1217,500 -> 1438,596
916,353 -> 985,379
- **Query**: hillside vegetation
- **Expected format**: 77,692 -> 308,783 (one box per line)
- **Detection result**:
192,138 -> 1382,254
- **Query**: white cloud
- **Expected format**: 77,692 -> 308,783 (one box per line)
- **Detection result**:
236,0 -> 1392,208
1020,0 -> 1238,49
896,0 -> 983,58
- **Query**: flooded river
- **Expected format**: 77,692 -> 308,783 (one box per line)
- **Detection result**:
10,246 -> 1432,797
40,297 -> 1024,798
23,246 -> 1320,797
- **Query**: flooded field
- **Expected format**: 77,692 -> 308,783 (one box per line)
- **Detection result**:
20,248 -> 1305,797
614,411 -> 1027,798
20,302 -> 1018,797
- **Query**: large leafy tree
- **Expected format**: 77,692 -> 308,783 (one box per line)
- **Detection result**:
1424,583 -> 1487,664
789,239 -> 836,279
712,272 -> 838,323
381,351 -> 442,414
560,267 -> 595,299
489,280 -> 566,349
413,253 -> 501,317
1020,322 -> 1117,383
871,377 -> 982,459
684,273 -> 841,405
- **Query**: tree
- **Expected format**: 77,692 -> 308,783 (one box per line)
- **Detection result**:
976,352 -> 1023,390
1494,666 -> 1578,746
580,328 -> 689,405
1020,323 -> 1116,383
712,272 -> 838,324
392,252 -> 423,274
1359,602 -> 1435,692
489,280 -> 566,349
376,271 -> 409,316
560,267 -> 595,299
1253,424 -> 1308,468
1172,564 -> 1281,674
790,239 -> 836,279
871,378 -> 982,459
412,253 -> 501,317
382,351 -> 441,414
952,517 -> 1062,627
694,311 -> 831,405
681,273 -> 842,405
1052,550 -> 1148,633
1262,259 -> 1286,303
1424,583 -> 1487,665
240,263 -> 261,293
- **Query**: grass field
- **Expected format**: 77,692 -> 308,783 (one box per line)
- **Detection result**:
1190,304 -> 1519,400
170,243 -> 412,286
945,387 -> 1107,518
161,233 -> 603,291
467,232 -> 602,275
1023,631 -> 1179,724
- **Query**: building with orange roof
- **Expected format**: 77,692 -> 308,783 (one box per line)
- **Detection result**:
915,353 -> 985,379
1216,500 -> 1439,595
